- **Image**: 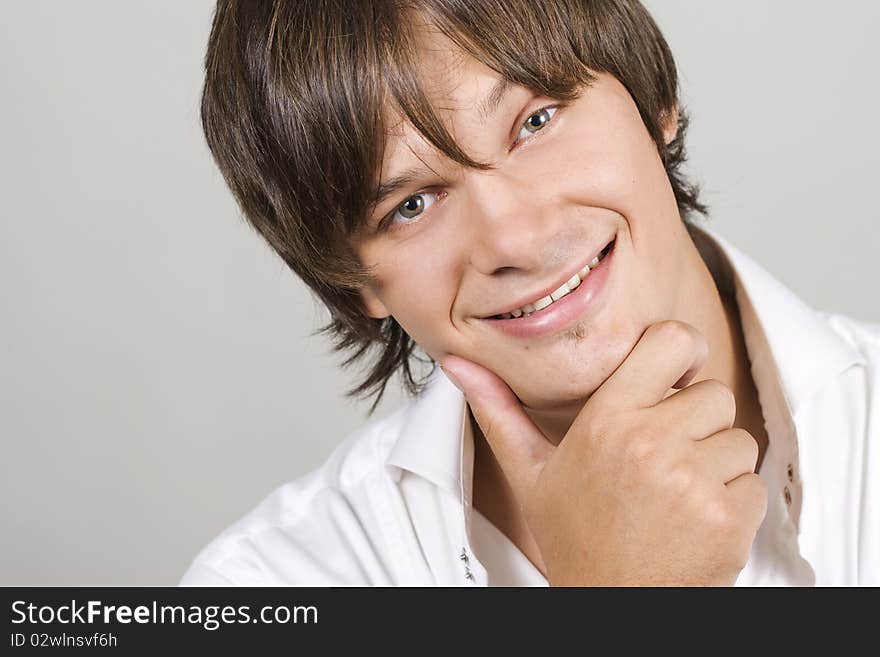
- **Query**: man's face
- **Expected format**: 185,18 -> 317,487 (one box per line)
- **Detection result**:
353,31 -> 694,413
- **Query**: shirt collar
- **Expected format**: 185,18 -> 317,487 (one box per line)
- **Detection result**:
386,221 -> 867,506
385,364 -> 468,500
687,220 -> 865,418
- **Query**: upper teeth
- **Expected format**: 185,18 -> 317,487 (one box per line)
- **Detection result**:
497,247 -> 608,319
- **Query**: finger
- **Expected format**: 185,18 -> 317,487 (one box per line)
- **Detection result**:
653,378 -> 737,441
587,320 -> 708,412
440,355 -> 553,500
724,472 -> 768,530
694,428 -> 760,483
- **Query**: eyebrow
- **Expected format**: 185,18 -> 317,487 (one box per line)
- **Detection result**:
477,76 -> 512,124
370,76 -> 513,211
369,167 -> 433,213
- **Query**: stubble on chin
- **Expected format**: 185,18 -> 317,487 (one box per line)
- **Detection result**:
565,320 -> 589,343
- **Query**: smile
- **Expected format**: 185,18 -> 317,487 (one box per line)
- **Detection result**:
489,240 -> 614,319
479,237 -> 617,339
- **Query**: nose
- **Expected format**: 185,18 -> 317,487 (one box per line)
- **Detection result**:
463,168 -> 562,276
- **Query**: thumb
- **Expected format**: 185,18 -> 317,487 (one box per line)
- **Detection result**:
440,355 -> 553,500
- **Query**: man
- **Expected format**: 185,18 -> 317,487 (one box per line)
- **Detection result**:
181,0 -> 879,586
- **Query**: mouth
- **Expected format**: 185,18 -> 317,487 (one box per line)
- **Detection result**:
481,237 -> 616,320
477,236 -> 617,339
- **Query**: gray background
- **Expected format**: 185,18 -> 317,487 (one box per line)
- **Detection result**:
1,1 -> 877,585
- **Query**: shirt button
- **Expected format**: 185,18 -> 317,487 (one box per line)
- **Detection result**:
784,486 -> 792,506
787,464 -> 794,482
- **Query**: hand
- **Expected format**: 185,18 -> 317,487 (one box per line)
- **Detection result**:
441,320 -> 767,586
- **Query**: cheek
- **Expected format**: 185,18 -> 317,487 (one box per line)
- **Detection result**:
547,107 -> 675,235
544,111 -> 683,300
554,99 -> 676,230
359,240 -> 461,354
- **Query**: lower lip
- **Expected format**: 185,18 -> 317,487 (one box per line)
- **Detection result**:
480,239 -> 616,339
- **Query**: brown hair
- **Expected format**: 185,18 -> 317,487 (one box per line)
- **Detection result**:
201,0 -> 707,414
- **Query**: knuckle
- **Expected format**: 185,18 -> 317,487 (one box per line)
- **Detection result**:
706,498 -> 737,532
648,320 -> 696,349
731,428 -> 760,466
624,434 -> 657,466
730,474 -> 769,522
698,379 -> 736,422
750,474 -> 769,511
666,463 -> 696,496
709,477 -> 768,571
740,470 -> 765,493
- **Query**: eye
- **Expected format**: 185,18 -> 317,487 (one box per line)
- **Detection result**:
386,190 -> 444,229
515,106 -> 559,144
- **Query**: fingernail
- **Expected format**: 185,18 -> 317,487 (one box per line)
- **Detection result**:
440,365 -> 463,392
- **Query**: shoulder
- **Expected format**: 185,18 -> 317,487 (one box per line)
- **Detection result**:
816,312 -> 880,427
819,313 -> 880,584
823,312 -> 880,369
179,406 -> 409,586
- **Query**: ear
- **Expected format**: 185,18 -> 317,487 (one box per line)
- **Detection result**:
359,285 -> 391,319
661,105 -> 679,145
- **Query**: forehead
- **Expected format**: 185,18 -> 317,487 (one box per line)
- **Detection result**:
377,23 -> 503,172
385,19 -> 492,121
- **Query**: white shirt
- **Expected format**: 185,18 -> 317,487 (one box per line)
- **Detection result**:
180,222 -> 880,586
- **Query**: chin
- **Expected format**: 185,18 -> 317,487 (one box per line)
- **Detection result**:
513,323 -> 640,410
